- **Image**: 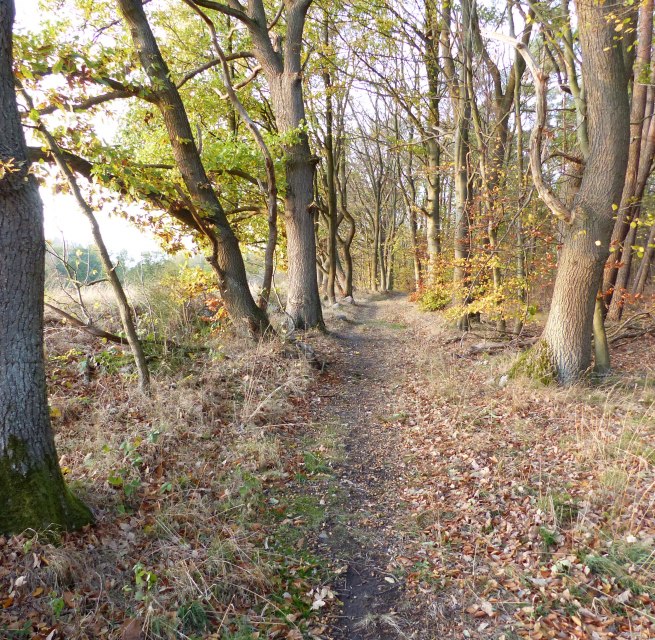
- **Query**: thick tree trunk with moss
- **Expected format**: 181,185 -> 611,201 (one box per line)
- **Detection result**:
0,0 -> 92,534
538,0 -> 630,383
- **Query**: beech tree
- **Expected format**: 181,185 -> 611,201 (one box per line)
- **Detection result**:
0,0 -> 92,533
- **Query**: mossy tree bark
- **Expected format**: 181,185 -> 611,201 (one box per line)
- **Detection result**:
0,0 -> 92,534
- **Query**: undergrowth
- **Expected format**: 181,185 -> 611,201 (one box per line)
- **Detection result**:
0,329 -> 335,639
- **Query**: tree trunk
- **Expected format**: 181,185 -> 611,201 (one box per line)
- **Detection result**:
372,200 -> 381,291
633,222 -> 655,296
337,156 -> 355,298
593,294 -> 610,374
257,2 -> 323,329
513,68 -> 527,335
441,0 -> 473,330
514,215 -> 527,335
118,0 -> 269,336
280,139 -> 324,327
607,222 -> 638,321
36,122 -> 151,393
191,0 -> 321,326
0,0 -> 92,534
379,220 -> 387,291
602,0 -> 654,308
425,139 -> 441,279
259,155 -> 278,311
409,205 -> 422,291
453,100 -> 472,330
340,237 -> 354,297
66,177 -> 151,393
540,0 -> 630,383
424,1 -> 442,280
322,14 -> 338,305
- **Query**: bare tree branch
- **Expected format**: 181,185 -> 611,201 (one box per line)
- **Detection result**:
485,31 -> 573,224
176,50 -> 254,88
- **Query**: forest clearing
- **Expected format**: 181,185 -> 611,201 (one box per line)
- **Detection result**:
3,0 -> 655,638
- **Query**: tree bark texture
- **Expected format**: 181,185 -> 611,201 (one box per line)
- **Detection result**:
247,0 -> 323,329
337,153 -> 355,297
540,0 -> 630,383
0,0 -> 92,534
425,139 -> 441,278
424,1 -> 442,279
602,0 -> 654,314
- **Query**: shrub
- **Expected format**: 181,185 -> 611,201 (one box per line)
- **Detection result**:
417,289 -> 450,312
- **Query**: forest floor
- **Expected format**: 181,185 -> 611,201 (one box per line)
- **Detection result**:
308,294 -> 655,640
1,294 -> 655,640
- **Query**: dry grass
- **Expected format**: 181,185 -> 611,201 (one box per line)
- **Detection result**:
0,323 -> 337,639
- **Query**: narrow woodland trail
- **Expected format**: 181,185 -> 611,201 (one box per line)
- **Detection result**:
311,294 -> 438,639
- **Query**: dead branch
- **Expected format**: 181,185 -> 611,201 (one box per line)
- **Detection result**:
467,337 -> 538,355
607,312 -> 655,345
45,303 -> 128,345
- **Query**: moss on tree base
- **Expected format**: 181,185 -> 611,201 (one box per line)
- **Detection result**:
0,437 -> 93,535
509,340 -> 557,385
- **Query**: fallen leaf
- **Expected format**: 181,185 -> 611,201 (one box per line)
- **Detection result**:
121,618 -> 143,640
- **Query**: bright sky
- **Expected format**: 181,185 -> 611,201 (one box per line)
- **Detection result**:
16,0 -> 165,262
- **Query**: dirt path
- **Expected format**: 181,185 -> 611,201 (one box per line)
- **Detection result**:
311,294 -> 427,639
305,291 -> 655,640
